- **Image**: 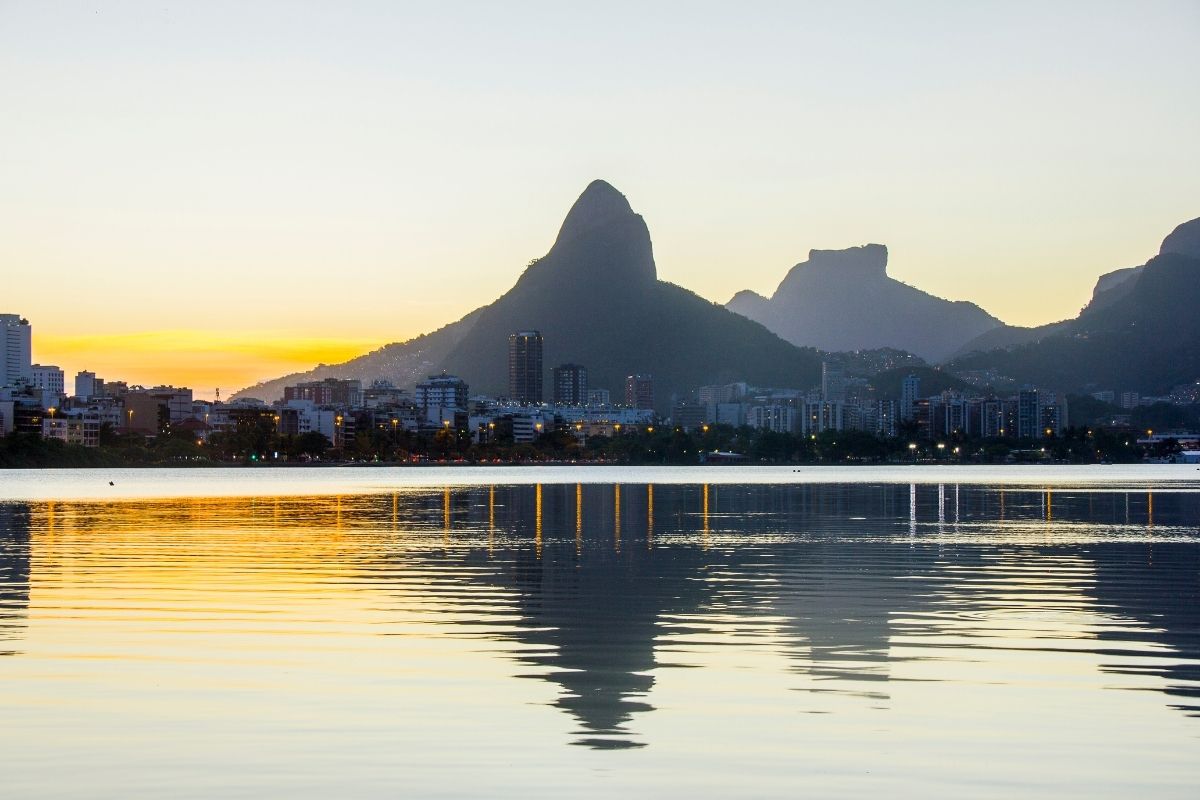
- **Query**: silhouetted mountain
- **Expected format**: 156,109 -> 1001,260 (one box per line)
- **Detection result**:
726,244 -> 1002,362
235,181 -> 822,409
1161,216 -> 1200,259
955,216 -> 1200,362
949,216 -> 1200,393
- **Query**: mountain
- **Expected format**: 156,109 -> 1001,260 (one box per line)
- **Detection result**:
951,265 -> 1143,358
948,216 -> 1200,394
234,180 -> 822,410
725,244 -> 1002,362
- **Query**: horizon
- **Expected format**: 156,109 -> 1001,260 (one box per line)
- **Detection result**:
3,2 -> 1198,397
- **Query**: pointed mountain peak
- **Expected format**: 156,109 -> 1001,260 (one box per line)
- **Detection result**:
554,179 -> 637,247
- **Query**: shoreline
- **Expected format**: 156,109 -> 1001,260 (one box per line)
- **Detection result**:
1,463 -> 1197,503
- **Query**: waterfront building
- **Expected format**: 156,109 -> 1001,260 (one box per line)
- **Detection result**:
552,363 -> 588,406
1,314 -> 32,389
283,378 -> 362,407
671,401 -> 708,432
1017,387 -> 1040,439
41,416 -> 101,448
625,374 -> 654,410
587,388 -> 610,406
821,362 -> 847,405
415,373 -> 469,411
900,374 -> 920,421
507,330 -> 543,404
750,404 -> 796,434
74,371 -> 105,400
31,364 -> 65,396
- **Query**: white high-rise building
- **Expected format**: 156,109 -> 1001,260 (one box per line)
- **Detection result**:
75,370 -> 102,399
1,314 -> 33,389
32,364 -> 65,395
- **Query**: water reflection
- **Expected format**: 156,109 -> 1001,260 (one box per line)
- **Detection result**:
0,482 -> 1198,756
0,504 -> 30,656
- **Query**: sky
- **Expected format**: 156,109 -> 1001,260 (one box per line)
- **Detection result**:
2,1 -> 1197,398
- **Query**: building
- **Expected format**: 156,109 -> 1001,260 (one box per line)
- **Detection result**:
900,374 -> 920,421
802,400 -> 843,435
698,382 -> 747,407
1,314 -> 32,389
31,364 -> 65,396
672,401 -> 708,432
415,374 -> 469,412
821,362 -> 846,405
508,330 -> 543,404
750,405 -> 796,434
41,416 -> 101,448
587,388 -> 611,406
1017,387 -> 1040,439
283,378 -> 362,407
625,374 -> 654,410
74,371 -> 103,400
552,363 -> 588,406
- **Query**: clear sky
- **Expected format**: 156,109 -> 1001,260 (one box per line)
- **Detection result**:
2,1 -> 1197,398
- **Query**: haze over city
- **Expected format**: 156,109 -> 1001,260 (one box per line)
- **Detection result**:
3,1 -> 1198,396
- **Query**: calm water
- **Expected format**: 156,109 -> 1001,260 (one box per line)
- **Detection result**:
1,467 -> 1198,797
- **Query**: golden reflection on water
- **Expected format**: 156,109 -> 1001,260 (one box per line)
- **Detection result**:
575,483 -> 583,556
647,484 -> 654,550
1,483 -> 1198,796
613,484 -> 621,553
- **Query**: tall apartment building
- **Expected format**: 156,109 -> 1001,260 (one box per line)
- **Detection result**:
1,314 -> 32,389
552,363 -> 588,405
900,374 -> 920,421
508,330 -> 543,404
1017,387 -> 1040,439
625,374 -> 654,410
821,362 -> 846,405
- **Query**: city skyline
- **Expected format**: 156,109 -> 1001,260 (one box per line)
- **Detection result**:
3,2 -> 1198,395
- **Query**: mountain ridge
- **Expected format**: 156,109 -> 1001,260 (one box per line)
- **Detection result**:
726,243 -> 1002,362
233,181 -> 822,409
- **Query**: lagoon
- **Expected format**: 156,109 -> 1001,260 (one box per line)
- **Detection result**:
1,467 -> 1198,797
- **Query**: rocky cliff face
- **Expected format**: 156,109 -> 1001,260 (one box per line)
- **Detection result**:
726,244 -> 1001,362
1160,216 -> 1200,258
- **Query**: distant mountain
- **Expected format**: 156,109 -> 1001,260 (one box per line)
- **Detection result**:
948,216 -> 1200,394
726,244 -> 1002,362
234,181 -> 823,410
951,264 -> 1143,358
954,216 -> 1200,361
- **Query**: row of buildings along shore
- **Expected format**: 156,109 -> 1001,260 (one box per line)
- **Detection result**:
4,314 -> 1197,451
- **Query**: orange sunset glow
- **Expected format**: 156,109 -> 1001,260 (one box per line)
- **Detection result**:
34,331 -> 380,398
